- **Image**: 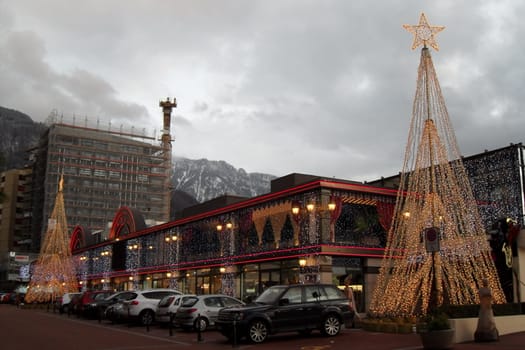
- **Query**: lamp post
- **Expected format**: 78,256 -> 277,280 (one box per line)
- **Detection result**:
291,195 -> 338,284
164,233 -> 179,289
127,242 -> 141,290
78,255 -> 88,291
291,196 -> 338,245
100,250 -> 111,290
298,257 -> 308,284
217,221 -> 235,296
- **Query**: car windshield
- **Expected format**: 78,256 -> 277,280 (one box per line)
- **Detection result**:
255,286 -> 287,304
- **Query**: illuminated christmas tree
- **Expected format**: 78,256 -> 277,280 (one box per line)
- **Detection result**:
369,13 -> 505,317
26,175 -> 78,303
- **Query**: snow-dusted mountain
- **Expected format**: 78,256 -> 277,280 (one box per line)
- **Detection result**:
0,106 -> 275,206
172,157 -> 275,203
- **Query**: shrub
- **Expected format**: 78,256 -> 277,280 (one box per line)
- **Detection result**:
420,311 -> 451,331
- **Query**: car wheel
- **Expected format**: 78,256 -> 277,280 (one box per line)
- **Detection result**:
139,310 -> 155,326
321,314 -> 341,336
194,317 -> 209,332
248,320 -> 268,343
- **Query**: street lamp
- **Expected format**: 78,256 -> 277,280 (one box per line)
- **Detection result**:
216,221 -> 234,256
299,258 -> 307,267
291,199 -> 338,245
164,232 -> 180,289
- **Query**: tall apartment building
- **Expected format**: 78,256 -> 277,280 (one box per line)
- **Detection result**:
31,102 -> 175,251
0,167 -> 36,289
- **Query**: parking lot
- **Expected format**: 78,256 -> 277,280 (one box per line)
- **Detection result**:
2,304 -> 525,349
1,304 -> 420,350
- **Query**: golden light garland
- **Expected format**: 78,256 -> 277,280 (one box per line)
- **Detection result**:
25,175 -> 78,303
369,14 -> 505,317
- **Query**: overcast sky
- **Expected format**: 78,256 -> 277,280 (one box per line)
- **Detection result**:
1,1 -> 524,182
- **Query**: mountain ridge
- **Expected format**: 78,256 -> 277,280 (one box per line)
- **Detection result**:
0,106 -> 275,208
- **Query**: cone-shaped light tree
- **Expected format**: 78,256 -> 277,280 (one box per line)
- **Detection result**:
369,13 -> 506,317
25,175 -> 78,303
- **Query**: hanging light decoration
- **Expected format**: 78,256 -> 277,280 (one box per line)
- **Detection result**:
369,14 -> 505,318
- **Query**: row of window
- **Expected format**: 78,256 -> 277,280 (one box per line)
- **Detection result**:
55,134 -> 161,156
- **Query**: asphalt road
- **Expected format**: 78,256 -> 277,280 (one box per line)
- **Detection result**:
1,305 -> 523,350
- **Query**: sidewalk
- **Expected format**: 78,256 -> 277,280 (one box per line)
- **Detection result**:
452,331 -> 525,349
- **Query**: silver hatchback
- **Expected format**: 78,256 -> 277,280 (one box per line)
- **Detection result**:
156,294 -> 196,324
174,294 -> 244,331
115,288 -> 182,326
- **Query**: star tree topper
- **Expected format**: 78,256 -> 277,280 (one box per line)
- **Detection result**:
403,13 -> 445,51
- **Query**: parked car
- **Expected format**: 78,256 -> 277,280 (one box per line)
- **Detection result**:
77,290 -> 114,316
215,284 -> 354,343
58,292 -> 82,314
10,292 -> 25,305
174,294 -> 244,332
0,292 -> 13,303
156,294 -> 196,324
83,290 -> 136,319
105,301 -> 126,324
115,289 -> 182,326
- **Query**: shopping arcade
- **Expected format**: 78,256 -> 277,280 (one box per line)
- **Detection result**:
70,174 -> 398,311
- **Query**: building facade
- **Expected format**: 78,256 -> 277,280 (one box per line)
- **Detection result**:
31,120 -> 172,251
368,143 -> 525,304
0,168 -> 36,289
70,144 -> 525,313
71,174 -> 398,311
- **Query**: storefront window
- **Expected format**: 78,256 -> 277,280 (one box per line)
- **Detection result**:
260,261 -> 281,292
333,257 -> 364,312
242,264 -> 259,302
195,268 -> 211,295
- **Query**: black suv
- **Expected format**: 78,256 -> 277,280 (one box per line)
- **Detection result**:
215,284 -> 354,343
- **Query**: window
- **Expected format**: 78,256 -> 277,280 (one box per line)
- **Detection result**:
81,139 -> 93,147
137,174 -> 149,182
79,168 -> 92,176
94,169 -> 106,177
204,297 -> 222,307
305,285 -> 325,302
324,286 -> 346,300
221,297 -> 243,307
282,286 -> 302,304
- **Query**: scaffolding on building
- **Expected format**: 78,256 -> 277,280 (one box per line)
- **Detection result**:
32,103 -> 175,250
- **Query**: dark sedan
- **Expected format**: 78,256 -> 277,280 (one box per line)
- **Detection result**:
216,284 -> 354,343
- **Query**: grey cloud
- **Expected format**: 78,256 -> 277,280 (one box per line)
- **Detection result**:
0,26 -> 149,123
2,1 -> 525,181
172,114 -> 192,128
193,101 -> 208,113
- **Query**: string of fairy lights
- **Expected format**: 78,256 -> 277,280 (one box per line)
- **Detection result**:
369,14 -> 506,317
25,175 -> 78,303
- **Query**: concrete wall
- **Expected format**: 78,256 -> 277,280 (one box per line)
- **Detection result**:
450,315 -> 525,343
